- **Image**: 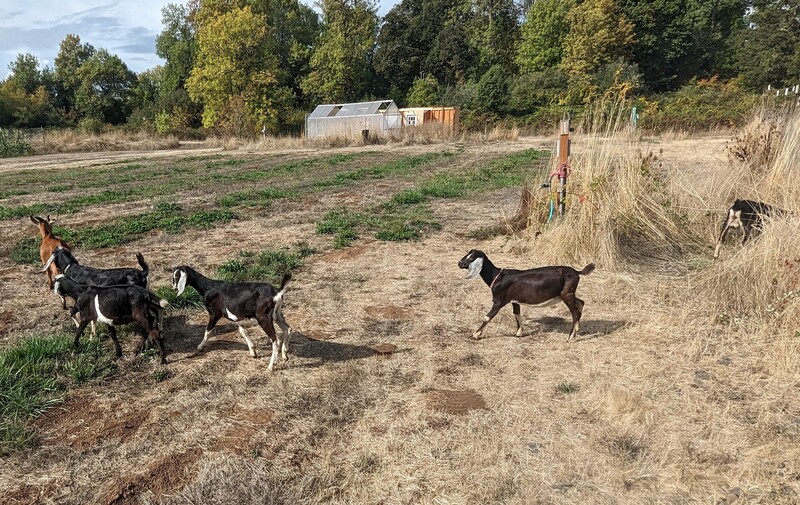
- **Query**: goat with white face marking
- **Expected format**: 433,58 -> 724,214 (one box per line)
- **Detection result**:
41,247 -> 150,289
172,266 -> 292,372
714,199 -> 785,258
458,249 -> 595,340
71,285 -> 169,364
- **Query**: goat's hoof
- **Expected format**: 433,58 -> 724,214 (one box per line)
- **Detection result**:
196,345 -> 204,352
515,330 -> 523,338
250,352 -> 258,358
472,333 -> 482,340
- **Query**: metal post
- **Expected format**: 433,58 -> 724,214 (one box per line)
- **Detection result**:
557,119 -> 571,216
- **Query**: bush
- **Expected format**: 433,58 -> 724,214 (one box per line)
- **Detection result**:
0,128 -> 32,158
648,78 -> 758,130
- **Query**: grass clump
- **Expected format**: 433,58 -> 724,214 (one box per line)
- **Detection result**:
218,187 -> 296,208
0,333 -> 115,455
152,284 -> 204,309
317,209 -> 363,248
10,236 -> 40,264
217,243 -> 315,283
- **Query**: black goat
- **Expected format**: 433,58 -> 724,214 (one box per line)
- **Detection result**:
71,284 -> 168,364
458,249 -> 595,340
714,199 -> 784,258
54,273 -> 165,337
172,266 -> 292,372
41,247 -> 149,289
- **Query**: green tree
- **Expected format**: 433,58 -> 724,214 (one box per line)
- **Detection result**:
406,75 -> 440,106
516,0 -> 575,74
373,0 -> 426,94
561,0 -> 636,76
735,0 -> 800,90
53,34 -> 96,115
471,0 -> 519,72
74,49 -> 138,124
187,5 -> 291,133
8,54 -> 43,94
301,0 -> 378,103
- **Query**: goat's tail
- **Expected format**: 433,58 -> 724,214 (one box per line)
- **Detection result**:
135,253 -> 149,275
579,263 -> 596,276
273,272 -> 292,303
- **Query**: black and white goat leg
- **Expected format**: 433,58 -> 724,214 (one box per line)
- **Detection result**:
257,310 -> 280,372
197,313 -> 222,352
512,302 -> 523,337
272,298 -> 292,362
473,299 -> 507,339
562,292 -> 585,341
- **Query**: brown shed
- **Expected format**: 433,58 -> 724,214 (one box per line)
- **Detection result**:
399,106 -> 460,132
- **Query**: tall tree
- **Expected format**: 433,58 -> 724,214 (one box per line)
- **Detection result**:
8,53 -> 43,94
561,0 -> 636,77
301,0 -> 378,103
735,0 -> 799,90
516,0 -> 575,74
53,34 -> 96,114
74,49 -> 137,124
187,5 -> 291,132
373,0 -> 426,95
471,0 -> 520,73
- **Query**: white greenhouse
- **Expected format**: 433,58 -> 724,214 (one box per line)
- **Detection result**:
305,100 -> 402,140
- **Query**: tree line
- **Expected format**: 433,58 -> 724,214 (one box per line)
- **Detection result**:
1,0 -> 798,135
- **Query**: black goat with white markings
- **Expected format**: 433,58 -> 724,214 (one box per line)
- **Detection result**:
172,266 -> 292,372
54,273 -> 165,337
41,247 -> 149,289
71,284 -> 169,364
458,249 -> 595,341
714,199 -> 785,258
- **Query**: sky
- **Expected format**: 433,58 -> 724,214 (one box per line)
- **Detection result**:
0,1 -> 398,79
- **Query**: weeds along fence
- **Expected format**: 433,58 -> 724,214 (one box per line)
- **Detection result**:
0,128 -> 33,158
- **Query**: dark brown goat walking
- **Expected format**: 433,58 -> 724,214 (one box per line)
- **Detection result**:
458,250 -> 594,340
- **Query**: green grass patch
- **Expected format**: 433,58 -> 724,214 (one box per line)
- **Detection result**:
316,209 -> 363,248
555,381 -> 580,395
314,152 -> 453,188
10,236 -> 40,264
0,332 -> 115,455
53,202 -> 236,249
216,242 -> 316,283
218,187 -> 296,208
151,284 -> 204,309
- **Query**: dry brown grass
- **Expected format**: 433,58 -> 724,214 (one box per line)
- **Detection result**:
30,129 -> 181,154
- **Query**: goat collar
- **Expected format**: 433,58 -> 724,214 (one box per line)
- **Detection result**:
64,264 -> 71,273
489,269 -> 504,289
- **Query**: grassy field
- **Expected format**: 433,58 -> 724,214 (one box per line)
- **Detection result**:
0,123 -> 798,504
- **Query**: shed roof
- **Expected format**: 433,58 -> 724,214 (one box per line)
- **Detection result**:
309,100 -> 397,119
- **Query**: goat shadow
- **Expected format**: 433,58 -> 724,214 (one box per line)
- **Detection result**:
160,315 -> 390,365
522,315 -> 629,340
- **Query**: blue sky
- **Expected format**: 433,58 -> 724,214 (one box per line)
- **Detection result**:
0,1 -> 398,79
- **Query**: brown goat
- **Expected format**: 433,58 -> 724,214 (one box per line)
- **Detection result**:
30,215 -> 70,292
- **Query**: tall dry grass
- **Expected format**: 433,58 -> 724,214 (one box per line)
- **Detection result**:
691,106 -> 800,344
518,101 -> 697,269
30,129 -> 181,154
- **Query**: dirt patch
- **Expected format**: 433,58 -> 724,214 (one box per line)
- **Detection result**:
364,305 -> 414,320
425,389 -> 488,415
371,343 -> 397,356
319,243 -> 370,262
34,394 -> 149,449
0,310 -> 14,324
103,448 -> 202,505
210,407 -> 274,455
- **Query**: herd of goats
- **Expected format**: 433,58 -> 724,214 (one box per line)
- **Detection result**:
25,197 -> 782,370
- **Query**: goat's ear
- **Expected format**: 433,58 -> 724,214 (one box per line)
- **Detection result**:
41,252 -> 56,272
30,215 -> 40,224
465,257 -> 484,279
176,270 -> 188,296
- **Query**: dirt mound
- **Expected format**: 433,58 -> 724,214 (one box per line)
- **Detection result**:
425,389 -> 488,415
103,448 -> 202,505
